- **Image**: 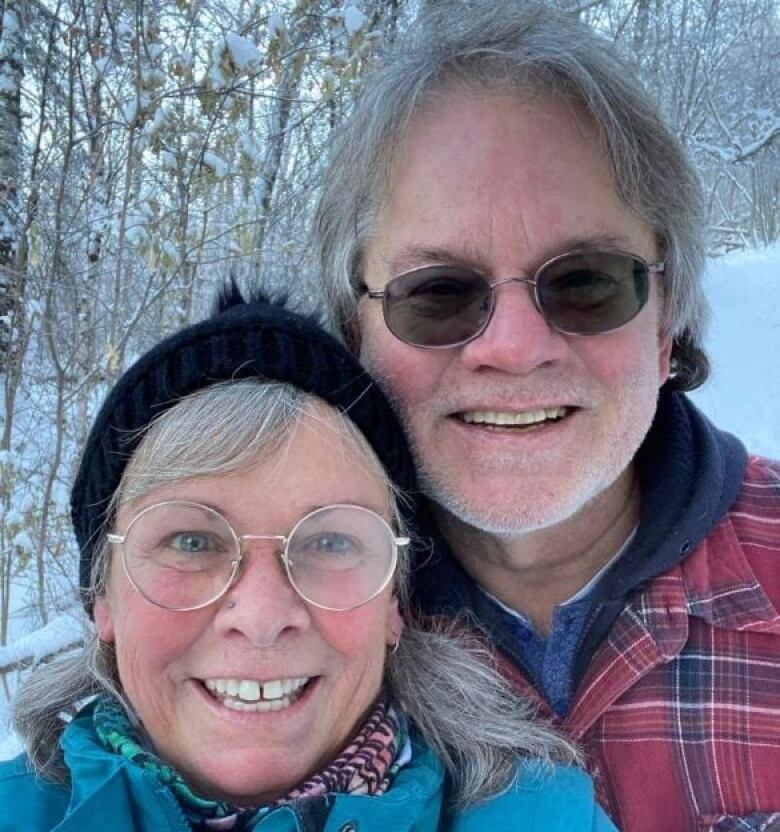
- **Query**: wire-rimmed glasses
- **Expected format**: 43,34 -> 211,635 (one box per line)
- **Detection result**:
107,501 -> 408,612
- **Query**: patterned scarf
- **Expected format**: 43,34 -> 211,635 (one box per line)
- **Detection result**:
92,693 -> 409,830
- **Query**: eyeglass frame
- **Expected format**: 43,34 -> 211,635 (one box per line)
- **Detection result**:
107,500 -> 410,613
362,248 -> 665,349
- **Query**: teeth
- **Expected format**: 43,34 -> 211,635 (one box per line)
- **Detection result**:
262,680 -> 283,700
238,680 -> 261,701
222,696 -> 289,713
462,407 -> 567,426
203,676 -> 310,705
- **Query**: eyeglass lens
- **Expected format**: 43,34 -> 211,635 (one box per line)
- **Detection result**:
382,251 -> 650,347
285,505 -> 395,610
120,502 -> 397,612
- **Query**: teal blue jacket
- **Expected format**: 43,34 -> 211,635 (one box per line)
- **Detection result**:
0,710 -> 617,831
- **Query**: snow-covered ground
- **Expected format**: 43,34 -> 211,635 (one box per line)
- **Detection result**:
1,244 -> 778,759
689,245 -> 780,457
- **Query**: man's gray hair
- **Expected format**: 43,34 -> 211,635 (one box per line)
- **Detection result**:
314,0 -> 710,389
13,379 -> 577,808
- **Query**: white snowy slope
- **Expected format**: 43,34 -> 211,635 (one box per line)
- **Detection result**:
690,245 -> 780,457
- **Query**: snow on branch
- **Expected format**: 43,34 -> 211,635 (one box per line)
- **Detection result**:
0,614 -> 85,675
732,122 -> 780,163
696,120 -> 780,164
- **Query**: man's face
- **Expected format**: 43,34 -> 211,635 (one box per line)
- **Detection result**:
358,92 -> 672,536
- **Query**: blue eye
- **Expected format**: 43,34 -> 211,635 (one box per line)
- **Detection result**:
288,532 -> 365,569
308,533 -> 360,555
168,531 -> 220,554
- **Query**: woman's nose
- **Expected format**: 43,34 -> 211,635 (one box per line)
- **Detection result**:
215,541 -> 311,646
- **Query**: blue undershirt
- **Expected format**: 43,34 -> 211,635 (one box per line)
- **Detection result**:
478,530 -> 635,716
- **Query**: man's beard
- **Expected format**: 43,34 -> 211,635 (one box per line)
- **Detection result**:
401,373 -> 660,538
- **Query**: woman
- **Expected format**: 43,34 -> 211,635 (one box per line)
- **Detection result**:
3,289 -> 617,831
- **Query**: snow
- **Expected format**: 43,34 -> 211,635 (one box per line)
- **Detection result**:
0,729 -> 21,761
94,56 -> 113,76
0,74 -> 18,94
146,44 -> 165,62
161,240 -> 179,263
208,40 -> 228,88
203,150 -> 229,178
690,244 -> 780,457
123,93 -> 151,126
0,614 -> 84,674
267,12 -> 285,40
225,32 -> 262,72
161,150 -> 177,171
0,245 -> 777,759
732,120 -> 780,162
11,530 -> 35,553
343,4 -> 366,36
0,7 -> 19,38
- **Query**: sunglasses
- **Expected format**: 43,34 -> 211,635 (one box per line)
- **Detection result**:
363,249 -> 663,348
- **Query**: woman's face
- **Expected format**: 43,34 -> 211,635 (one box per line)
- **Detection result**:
94,411 -> 404,806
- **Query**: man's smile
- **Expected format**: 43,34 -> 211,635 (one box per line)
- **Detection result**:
459,406 -> 570,428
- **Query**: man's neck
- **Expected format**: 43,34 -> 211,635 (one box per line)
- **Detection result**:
432,468 -> 640,636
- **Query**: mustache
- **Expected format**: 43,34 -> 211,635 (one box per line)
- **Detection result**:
399,381 -> 602,416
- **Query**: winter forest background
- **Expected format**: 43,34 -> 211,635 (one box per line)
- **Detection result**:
0,0 -> 778,749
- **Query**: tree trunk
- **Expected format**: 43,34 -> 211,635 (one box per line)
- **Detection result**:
0,0 -> 24,373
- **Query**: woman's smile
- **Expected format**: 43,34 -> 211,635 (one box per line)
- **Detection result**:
201,675 -> 313,712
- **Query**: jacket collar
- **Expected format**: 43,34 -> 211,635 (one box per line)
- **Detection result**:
57,708 -> 446,832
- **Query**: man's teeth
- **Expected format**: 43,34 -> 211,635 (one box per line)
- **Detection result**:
204,677 -> 309,712
461,407 -> 568,426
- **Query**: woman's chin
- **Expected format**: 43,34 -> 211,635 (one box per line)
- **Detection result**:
162,677 -> 345,807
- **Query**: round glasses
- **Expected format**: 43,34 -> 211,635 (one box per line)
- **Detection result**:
107,501 -> 408,612
363,249 -> 663,348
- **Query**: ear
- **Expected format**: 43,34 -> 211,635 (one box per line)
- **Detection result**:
93,595 -> 116,644
385,596 -> 404,646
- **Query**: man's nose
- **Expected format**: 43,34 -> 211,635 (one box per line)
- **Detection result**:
215,541 -> 311,646
459,279 -> 569,374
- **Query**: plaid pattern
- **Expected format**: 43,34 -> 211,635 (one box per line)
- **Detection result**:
497,456 -> 780,832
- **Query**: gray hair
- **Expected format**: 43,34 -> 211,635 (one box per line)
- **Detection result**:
13,379 -> 577,807
314,0 -> 709,390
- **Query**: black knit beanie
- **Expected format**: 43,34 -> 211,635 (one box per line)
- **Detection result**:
71,286 -> 418,612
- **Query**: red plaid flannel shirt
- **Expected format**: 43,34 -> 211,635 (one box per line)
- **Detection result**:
497,456 -> 780,832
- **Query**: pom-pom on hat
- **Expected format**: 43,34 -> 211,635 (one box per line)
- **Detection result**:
71,285 -> 417,612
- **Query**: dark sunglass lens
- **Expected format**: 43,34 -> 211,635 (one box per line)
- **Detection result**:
384,267 -> 492,347
537,252 -> 649,334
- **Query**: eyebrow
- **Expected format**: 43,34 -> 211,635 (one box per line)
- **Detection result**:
301,501 -> 389,518
383,246 -> 484,276
382,234 -> 633,276
132,499 -> 390,526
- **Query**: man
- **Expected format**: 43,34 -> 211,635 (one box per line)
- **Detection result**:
314,3 -> 780,831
